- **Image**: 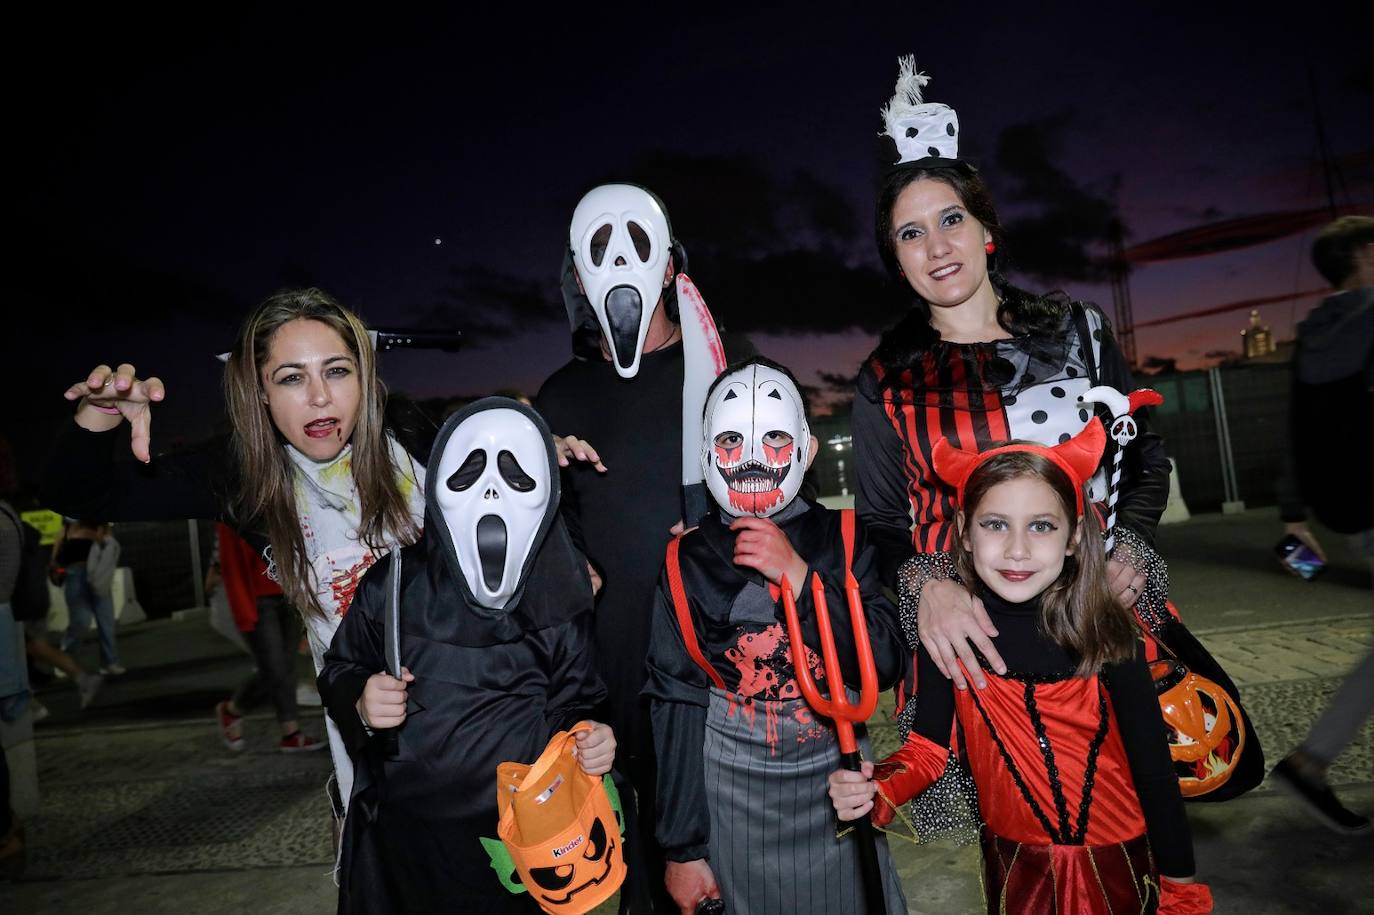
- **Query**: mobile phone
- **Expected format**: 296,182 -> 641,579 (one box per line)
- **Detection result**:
1274,534 -> 1325,581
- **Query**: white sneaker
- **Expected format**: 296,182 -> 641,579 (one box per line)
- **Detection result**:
100,664 -> 128,676
31,701 -> 50,723
76,672 -> 104,709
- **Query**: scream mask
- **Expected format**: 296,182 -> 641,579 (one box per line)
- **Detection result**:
569,184 -> 674,378
702,362 -> 811,519
428,398 -> 559,611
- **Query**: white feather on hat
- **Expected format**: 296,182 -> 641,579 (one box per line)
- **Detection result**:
880,55 -> 960,165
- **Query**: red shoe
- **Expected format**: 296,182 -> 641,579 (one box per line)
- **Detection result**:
280,731 -> 326,753
215,701 -> 245,752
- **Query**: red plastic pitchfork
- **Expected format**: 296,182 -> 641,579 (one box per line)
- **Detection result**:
781,568 -> 886,914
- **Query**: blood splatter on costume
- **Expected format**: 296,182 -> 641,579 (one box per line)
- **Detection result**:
644,360 -> 908,913
644,499 -> 909,914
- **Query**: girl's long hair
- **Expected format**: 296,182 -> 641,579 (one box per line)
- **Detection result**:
954,449 -> 1136,675
223,287 -> 419,619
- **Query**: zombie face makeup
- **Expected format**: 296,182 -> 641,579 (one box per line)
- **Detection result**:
429,400 -> 558,610
261,318 -> 361,463
569,184 -> 673,378
701,363 -> 811,518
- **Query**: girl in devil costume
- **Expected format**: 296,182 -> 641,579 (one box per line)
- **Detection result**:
830,423 -> 1213,914
644,357 -> 908,915
318,397 -> 616,914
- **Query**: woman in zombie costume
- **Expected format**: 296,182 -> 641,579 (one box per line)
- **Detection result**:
644,357 -> 908,915
319,397 -> 614,914
44,288 -> 428,812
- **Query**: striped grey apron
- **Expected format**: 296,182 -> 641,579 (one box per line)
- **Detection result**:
702,686 -> 908,915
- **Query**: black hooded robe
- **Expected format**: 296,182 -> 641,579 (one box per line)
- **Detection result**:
319,516 -> 607,914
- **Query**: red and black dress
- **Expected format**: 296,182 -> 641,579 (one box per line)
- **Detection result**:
851,297 -> 1170,586
875,588 -> 1194,914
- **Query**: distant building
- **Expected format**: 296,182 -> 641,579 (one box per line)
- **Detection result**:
1241,309 -> 1276,359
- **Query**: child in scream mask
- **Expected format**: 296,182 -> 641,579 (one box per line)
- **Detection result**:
319,398 -> 617,914
828,424 -> 1213,915
643,357 -> 908,915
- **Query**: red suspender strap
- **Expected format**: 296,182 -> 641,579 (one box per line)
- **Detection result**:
665,537 -> 727,691
840,508 -> 856,572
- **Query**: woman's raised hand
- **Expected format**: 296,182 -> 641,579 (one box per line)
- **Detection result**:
65,364 -> 166,463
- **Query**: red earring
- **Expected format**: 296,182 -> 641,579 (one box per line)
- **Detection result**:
985,241 -> 996,254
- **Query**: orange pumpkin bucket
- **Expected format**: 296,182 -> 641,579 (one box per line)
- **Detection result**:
1150,660 -> 1247,798
495,722 -> 626,914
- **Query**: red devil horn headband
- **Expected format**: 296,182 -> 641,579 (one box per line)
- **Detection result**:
931,420 -> 1106,514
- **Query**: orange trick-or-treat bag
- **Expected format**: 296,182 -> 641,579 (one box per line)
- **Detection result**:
496,722 -> 626,915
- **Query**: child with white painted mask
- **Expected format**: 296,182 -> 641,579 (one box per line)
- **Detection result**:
644,356 -> 908,914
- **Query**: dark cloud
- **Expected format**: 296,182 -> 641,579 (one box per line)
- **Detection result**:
620,152 -> 901,336
991,116 -> 1123,286
706,253 -> 899,337
1169,205 -> 1225,223
415,266 -> 561,345
1139,355 -> 1178,375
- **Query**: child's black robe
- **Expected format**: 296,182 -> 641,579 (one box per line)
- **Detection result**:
320,514 -> 605,914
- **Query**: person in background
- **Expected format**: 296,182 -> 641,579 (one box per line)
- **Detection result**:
53,519 -> 125,676
1271,215 -> 1374,834
0,438 -> 32,876
207,523 -> 324,753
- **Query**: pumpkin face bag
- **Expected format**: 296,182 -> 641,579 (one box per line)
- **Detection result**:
1150,660 -> 1247,797
491,724 -> 626,914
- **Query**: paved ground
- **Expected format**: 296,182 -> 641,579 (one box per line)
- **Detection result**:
2,507 -> 1371,913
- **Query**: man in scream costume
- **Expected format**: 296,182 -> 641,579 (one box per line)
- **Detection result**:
644,358 -> 908,914
536,183 -> 752,911
318,398 -> 613,914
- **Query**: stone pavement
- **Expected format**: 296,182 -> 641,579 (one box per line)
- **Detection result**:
2,508 -> 1372,914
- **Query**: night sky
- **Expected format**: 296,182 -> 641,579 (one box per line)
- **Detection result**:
6,4 -> 1371,481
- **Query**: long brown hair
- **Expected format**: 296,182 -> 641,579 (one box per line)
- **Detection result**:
223,288 -> 420,618
954,449 -> 1136,675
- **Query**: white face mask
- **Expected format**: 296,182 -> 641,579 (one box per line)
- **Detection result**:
701,364 -> 811,518
432,404 -> 553,610
569,184 -> 673,378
